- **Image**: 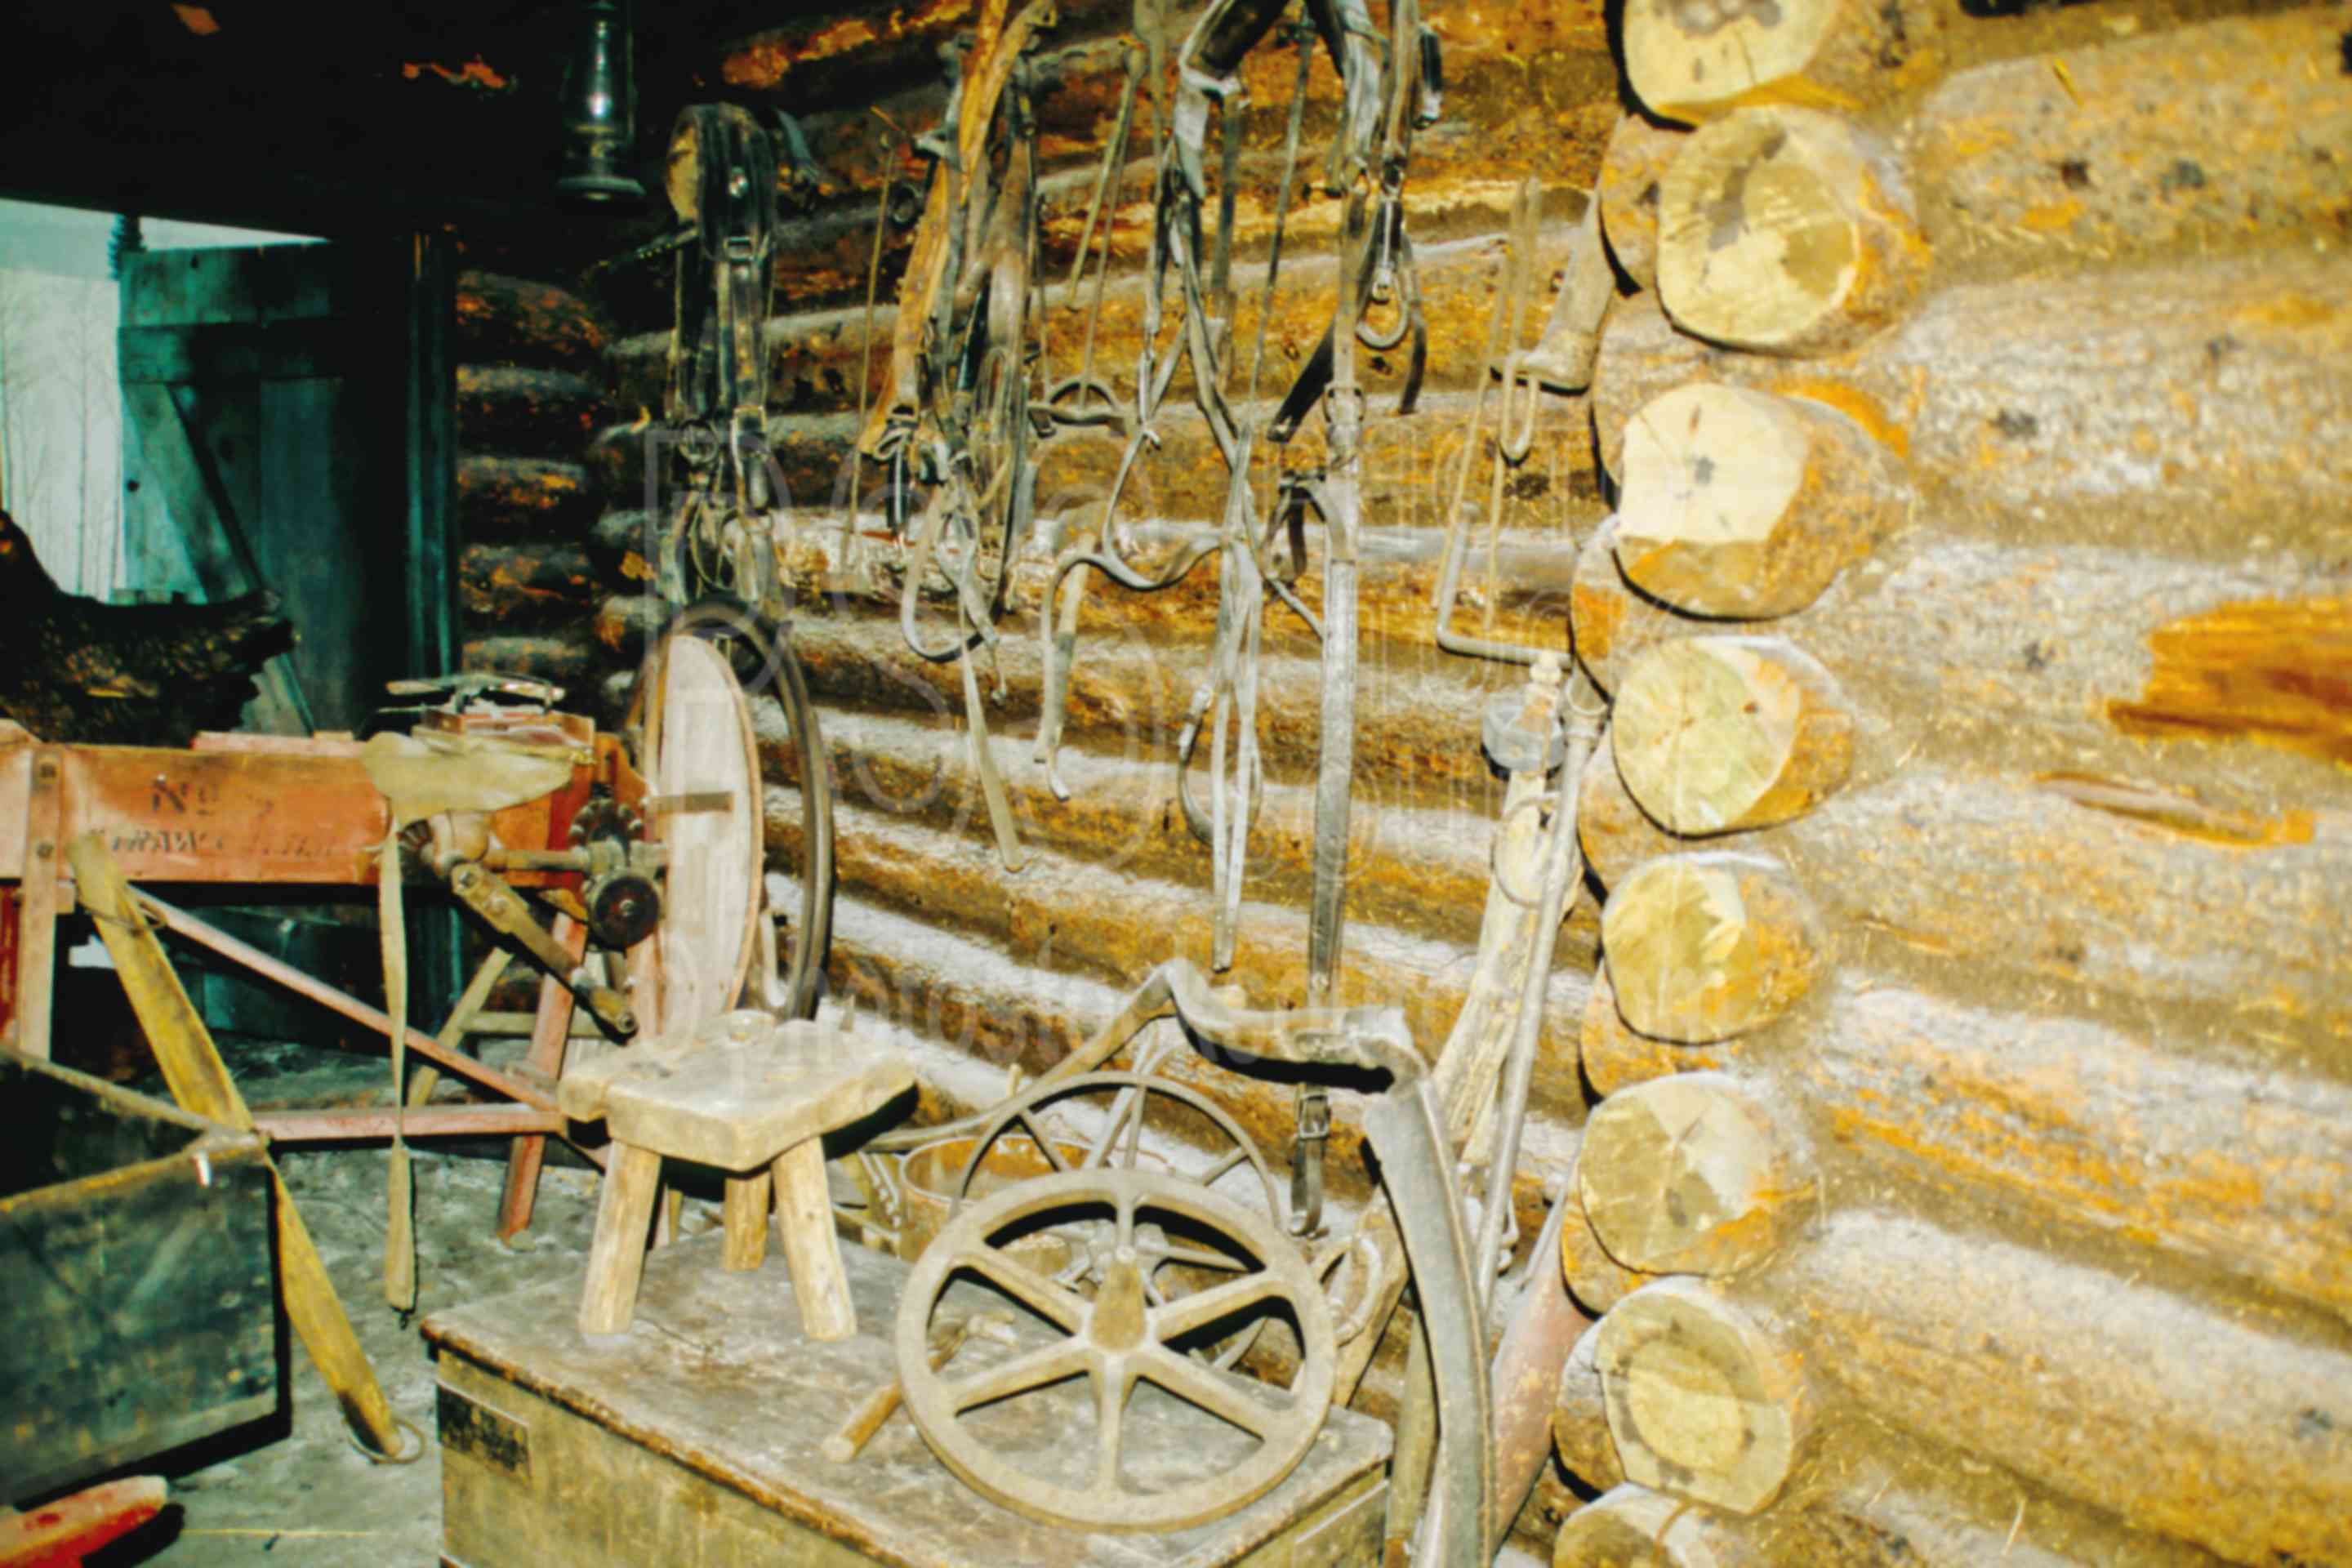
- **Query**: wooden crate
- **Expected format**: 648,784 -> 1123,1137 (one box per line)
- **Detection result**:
425,1236 -> 1390,1568
0,1047 -> 277,1502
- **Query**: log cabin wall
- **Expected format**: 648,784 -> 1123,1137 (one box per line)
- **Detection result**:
452,0 -> 2350,1558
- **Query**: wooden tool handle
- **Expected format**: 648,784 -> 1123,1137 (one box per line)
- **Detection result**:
822,1319 -> 975,1463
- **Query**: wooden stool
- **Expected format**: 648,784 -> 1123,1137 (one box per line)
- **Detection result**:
559,1011 -> 911,1342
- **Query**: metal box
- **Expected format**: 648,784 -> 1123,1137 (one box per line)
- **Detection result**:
0,1048 -> 278,1501
425,1235 -> 1389,1568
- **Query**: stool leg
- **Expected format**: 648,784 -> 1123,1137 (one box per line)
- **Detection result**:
773,1138 -> 856,1342
724,1171 -> 773,1271
579,1144 -> 663,1334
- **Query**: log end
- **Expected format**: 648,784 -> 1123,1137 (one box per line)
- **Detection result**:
1580,1071 -> 1801,1276
1623,0 -> 1844,124
1597,1279 -> 1813,1516
1553,1483 -> 1752,1568
1610,637 -> 1855,835
1616,384 -> 1904,617
1655,108 -> 1926,356
1601,852 -> 1819,1044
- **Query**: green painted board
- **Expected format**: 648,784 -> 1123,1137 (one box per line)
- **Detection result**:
0,1049 -> 278,1503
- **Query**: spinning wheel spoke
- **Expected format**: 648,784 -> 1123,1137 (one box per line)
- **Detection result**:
957,1246 -> 1090,1333
944,1339 -> 1092,1412
1080,1083 -> 1149,1170
949,1073 -> 1284,1371
1193,1146 -> 1250,1187
1148,1272 -> 1285,1344
1145,1241 -> 1250,1274
1093,1364 -> 1134,1491
1135,1344 -> 1282,1440
1016,1111 -> 1074,1172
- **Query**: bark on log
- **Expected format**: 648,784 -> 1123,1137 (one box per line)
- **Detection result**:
1560,1181 -> 1649,1316
1569,517 -> 1689,700
1579,1072 -> 1805,1276
454,366 -> 608,457
1762,982 -> 2352,1329
781,598 -> 1557,813
1908,8 -> 2352,283
776,795 -> 1600,1155
1656,109 -> 1929,357
1553,1485 -> 1755,1567
1595,1277 -> 1815,1514
456,455 -> 602,544
588,390 -> 1601,592
1589,252 -> 2352,557
1614,384 -> 1910,617
706,0 -> 1624,314
1600,852 -> 1820,1045
457,542 -> 600,633
1556,1466 -> 2230,1568
461,630 -> 602,692
1753,1210 -> 2352,1566
1577,758 -> 2352,1049
1598,114 -> 1690,294
623,210 -> 1619,424
795,702 -> 1518,952
586,508 -> 660,586
1611,638 -> 1855,835
1551,1325 -> 1627,1494
455,271 -> 608,379
1577,730 -> 1681,891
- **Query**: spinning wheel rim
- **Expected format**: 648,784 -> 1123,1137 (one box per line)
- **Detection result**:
647,632 -> 764,1030
897,1168 -> 1336,1533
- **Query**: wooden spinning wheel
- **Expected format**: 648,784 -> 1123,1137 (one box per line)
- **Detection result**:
896,1168 -> 1335,1532
642,631 -> 764,1034
633,604 -> 834,1031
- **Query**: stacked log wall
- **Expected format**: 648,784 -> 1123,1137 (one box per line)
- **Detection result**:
452,272 -> 615,694
1552,0 -> 2352,1562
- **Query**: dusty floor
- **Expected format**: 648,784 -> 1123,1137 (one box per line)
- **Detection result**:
47,1031 -> 1551,1566
95,1143 -> 604,1566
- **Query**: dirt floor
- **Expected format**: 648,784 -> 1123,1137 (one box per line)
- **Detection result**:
44,1030 -> 1550,1566
92,1143 -> 604,1566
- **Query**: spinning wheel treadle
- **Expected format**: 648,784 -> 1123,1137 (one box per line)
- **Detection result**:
897,1168 -> 1335,1532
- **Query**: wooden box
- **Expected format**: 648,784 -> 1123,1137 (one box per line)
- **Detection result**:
425,1236 -> 1390,1568
0,1048 -> 278,1502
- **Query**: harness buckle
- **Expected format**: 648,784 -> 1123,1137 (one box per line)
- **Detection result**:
1289,1083 -> 1332,1236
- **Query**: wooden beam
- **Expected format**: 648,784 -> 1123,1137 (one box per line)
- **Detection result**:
66,834 -> 404,1460
132,892 -> 562,1114
254,1106 -> 570,1141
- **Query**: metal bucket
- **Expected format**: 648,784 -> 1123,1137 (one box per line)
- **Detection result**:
896,1132 -> 1089,1266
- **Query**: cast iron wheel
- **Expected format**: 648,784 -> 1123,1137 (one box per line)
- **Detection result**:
897,1168 -> 1335,1533
949,1066 -> 1281,1369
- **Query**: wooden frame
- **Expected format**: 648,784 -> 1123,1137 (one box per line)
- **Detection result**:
1,725 -> 640,1187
